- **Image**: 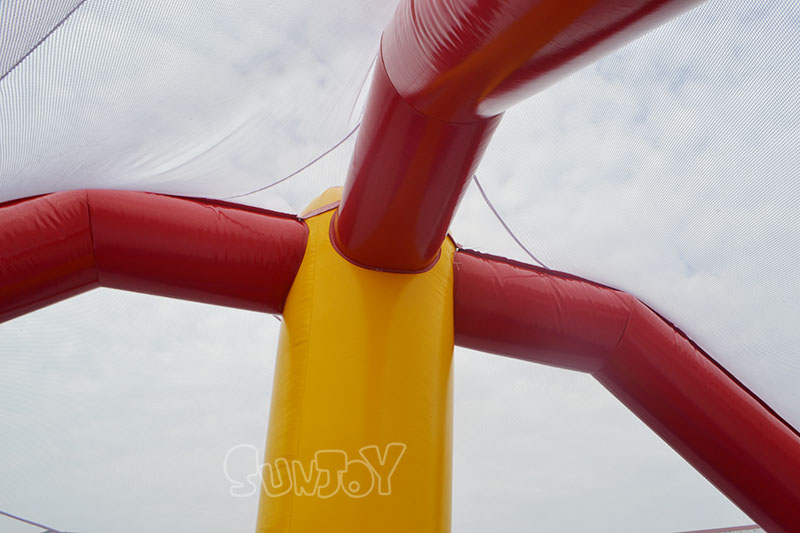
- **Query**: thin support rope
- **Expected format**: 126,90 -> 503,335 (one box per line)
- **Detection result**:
222,122 -> 546,272
0,0 -> 90,83
224,122 -> 361,200
472,175 -> 549,269
0,508 -> 70,532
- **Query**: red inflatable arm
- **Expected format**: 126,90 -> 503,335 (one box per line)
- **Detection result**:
0,190 -> 307,323
453,249 -> 800,533
335,0 -> 704,272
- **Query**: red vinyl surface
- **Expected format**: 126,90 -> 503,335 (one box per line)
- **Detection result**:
0,191 -> 98,323
453,249 -> 800,532
383,0 -> 704,121
336,0 -> 704,272
334,57 -> 500,272
0,190 -> 308,323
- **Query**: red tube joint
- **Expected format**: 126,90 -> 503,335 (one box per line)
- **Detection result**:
334,57 -> 500,271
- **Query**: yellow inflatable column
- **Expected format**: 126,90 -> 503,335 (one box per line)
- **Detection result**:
256,188 -> 454,533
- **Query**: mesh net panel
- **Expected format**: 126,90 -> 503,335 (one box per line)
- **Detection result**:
1,0 -> 85,79
0,0 -> 391,202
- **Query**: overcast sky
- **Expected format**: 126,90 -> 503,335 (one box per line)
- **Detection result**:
1,0 -> 798,531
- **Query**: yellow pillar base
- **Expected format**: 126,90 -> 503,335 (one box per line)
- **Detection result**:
256,189 -> 455,532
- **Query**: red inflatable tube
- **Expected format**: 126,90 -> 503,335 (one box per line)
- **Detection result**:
453,249 -> 800,532
336,0 -> 704,272
0,191 -> 97,323
453,248 -> 633,372
0,190 -> 308,323
383,0 -> 704,121
598,301 -> 800,533
334,58 -> 501,272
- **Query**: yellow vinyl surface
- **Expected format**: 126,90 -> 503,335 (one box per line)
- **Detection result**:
256,190 -> 455,532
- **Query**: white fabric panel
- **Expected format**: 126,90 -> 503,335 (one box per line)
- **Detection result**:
0,0 -> 393,202
0,0 -> 85,79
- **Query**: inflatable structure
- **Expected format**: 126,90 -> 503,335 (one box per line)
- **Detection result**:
1,0 -> 799,531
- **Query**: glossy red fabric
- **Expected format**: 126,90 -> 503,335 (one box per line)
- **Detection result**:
453,249 -> 632,372
383,0 -> 704,121
337,0 -> 703,271
87,190 -> 307,313
334,57 -> 500,272
0,191 -> 308,323
0,191 -> 98,323
454,249 -> 800,532
598,300 -> 800,533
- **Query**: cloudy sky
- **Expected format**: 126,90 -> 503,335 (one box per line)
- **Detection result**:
1,0 -> 798,531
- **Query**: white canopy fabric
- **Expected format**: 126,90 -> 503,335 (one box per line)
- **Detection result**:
1,0 -> 389,203
0,0 -> 797,531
